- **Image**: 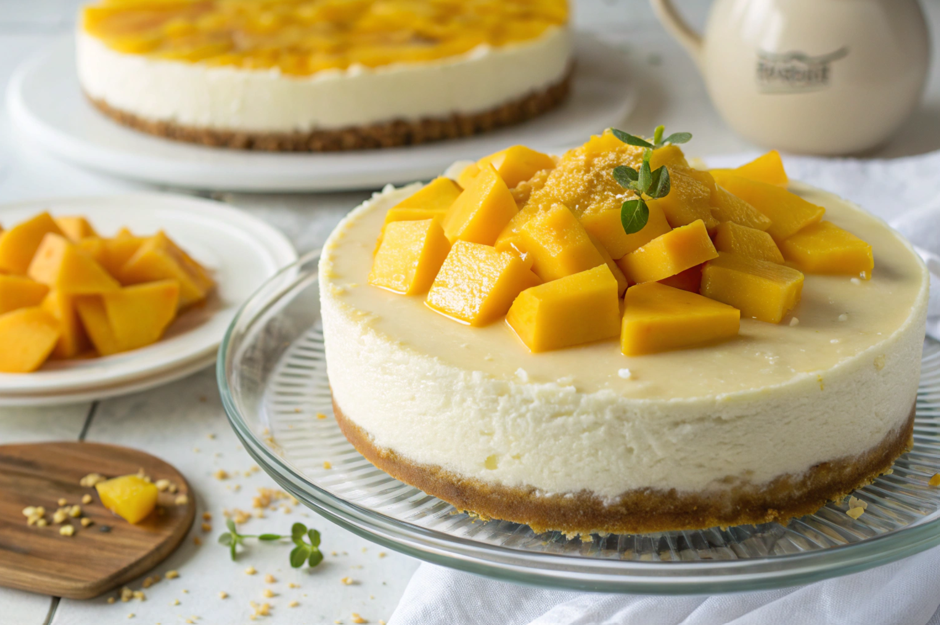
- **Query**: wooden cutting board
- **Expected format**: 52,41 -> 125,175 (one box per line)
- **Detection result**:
0,441 -> 195,599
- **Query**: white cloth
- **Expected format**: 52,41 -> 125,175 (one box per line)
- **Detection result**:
388,150 -> 940,625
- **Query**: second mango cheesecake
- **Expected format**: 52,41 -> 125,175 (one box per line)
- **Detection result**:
320,128 -> 929,535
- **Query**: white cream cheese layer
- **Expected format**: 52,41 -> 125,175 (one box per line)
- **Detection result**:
320,182 -> 929,500
77,27 -> 571,132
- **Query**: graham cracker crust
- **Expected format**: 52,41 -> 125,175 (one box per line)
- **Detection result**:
86,71 -> 571,152
333,398 -> 915,535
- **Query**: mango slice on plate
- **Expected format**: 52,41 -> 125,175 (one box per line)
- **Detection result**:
0,307 -> 61,373
369,219 -> 451,295
98,230 -> 146,277
494,205 -> 541,254
658,264 -> 703,293
95,475 -> 159,525
617,220 -> 718,285
0,212 -> 64,275
711,171 -> 825,242
709,185 -> 773,231
701,252 -> 804,324
443,164 -> 518,245
76,281 -> 180,356
647,146 -> 720,231
0,275 -> 50,315
507,265 -> 621,352
588,234 -> 628,296
621,282 -> 740,356
519,204 -> 606,282
393,177 -> 462,212
42,290 -> 91,359
579,202 -> 672,260
120,231 -> 214,310
426,241 -> 539,326
779,221 -> 874,279
728,150 -> 789,187
476,146 -> 556,188
713,221 -> 784,264
28,233 -> 120,294
54,216 -> 99,242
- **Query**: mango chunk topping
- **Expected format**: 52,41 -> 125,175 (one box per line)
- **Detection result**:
711,171 -> 824,242
579,202 -> 672,260
426,241 -> 538,326
77,281 -> 180,356
621,282 -> 740,356
476,146 -> 556,188
507,265 -> 620,352
55,216 -> 99,242
0,212 -> 64,275
0,307 -> 61,373
713,221 -> 784,264
729,150 -> 789,187
709,185 -> 772,231
0,275 -> 50,315
519,204 -> 605,282
95,475 -> 159,525
702,252 -> 804,324
28,233 -> 120,294
42,290 -> 91,359
779,221 -> 874,279
443,164 -> 518,245
647,146 -> 720,231
370,219 -> 450,295
393,177 -> 462,212
120,231 -> 214,310
617,220 -> 717,285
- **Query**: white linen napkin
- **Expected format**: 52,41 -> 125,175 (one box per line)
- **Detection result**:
388,150 -> 940,625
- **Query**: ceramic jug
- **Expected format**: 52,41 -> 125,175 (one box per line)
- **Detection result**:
651,0 -> 930,155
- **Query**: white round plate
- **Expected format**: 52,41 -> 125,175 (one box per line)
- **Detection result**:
0,193 -> 296,395
8,35 -> 637,192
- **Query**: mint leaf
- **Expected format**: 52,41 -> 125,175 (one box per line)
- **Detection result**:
621,199 -> 650,235
637,161 -> 652,195
307,529 -> 321,548
663,132 -> 692,145
647,166 -> 671,199
308,549 -> 324,567
611,128 -> 652,148
612,165 -> 638,189
290,545 -> 310,568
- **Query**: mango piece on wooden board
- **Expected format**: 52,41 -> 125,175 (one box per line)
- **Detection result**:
713,221 -> 784,264
617,220 -> 718,284
507,265 -> 621,352
0,275 -> 49,314
0,307 -> 60,373
76,281 -> 180,356
711,171 -> 825,242
54,216 -> 99,242
443,164 -> 518,245
659,264 -> 703,293
621,282 -> 740,356
715,150 -> 788,188
393,177 -> 462,212
0,212 -> 64,275
476,146 -> 556,188
518,204 -> 606,282
119,231 -> 214,310
710,185 -> 773,231
701,252 -> 804,324
779,221 -> 874,279
95,475 -> 159,525
647,146 -> 720,231
369,219 -> 451,295
579,202 -> 672,260
42,290 -> 90,359
27,233 -> 120,294
426,241 -> 539,327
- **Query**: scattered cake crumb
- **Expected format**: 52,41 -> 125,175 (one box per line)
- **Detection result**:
617,368 -> 632,380
848,496 -> 868,510
264,574 -> 276,583
317,413 -> 328,420
351,613 -> 367,624
172,599 -> 180,606
340,577 -> 355,585
81,518 -> 93,527
789,317 -> 799,326
58,498 -> 68,507
378,552 -> 386,558
165,570 -> 179,580
324,461 -> 333,469
288,582 -> 299,588
59,525 -> 75,536
929,474 -> 940,487
201,522 -> 212,532
838,313 -> 848,322
850,277 -> 862,285
214,470 -> 229,480
515,368 -> 529,382
846,507 -> 865,519
262,588 -> 275,598
289,600 -> 299,608
107,597 -> 115,604
127,613 -> 134,619
218,591 -> 228,599
81,473 -> 106,487
175,495 -> 189,506
245,566 -> 257,575
155,479 -> 171,492
82,494 -> 93,505
202,512 -> 212,521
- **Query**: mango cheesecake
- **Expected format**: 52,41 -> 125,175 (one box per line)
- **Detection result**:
77,0 -> 571,151
319,129 -> 929,534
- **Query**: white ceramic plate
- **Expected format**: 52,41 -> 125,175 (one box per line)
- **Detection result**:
7,35 -> 637,192
0,193 -> 296,395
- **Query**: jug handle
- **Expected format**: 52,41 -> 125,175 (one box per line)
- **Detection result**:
649,0 -> 705,68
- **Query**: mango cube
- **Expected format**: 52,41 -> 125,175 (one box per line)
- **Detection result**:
519,204 -> 606,282
369,219 -> 451,295
426,241 -> 539,326
711,171 -> 824,242
0,212 -> 64,275
710,185 -> 772,231
42,290 -> 90,359
659,264 -> 702,293
457,162 -> 480,190
54,216 -> 99,242
442,164 -> 518,245
99,231 -> 146,277
393,177 -> 462,212
731,150 -> 789,187
588,234 -> 628,296
477,145 -> 556,188
779,221 -> 874,279
120,231 -> 214,310
95,475 -> 159,524
27,233 -> 120,294
621,282 -> 740,356
701,252 -> 804,324
0,307 -> 60,372
76,281 -> 180,356
616,220 -> 717,284
0,275 -> 49,314
713,221 -> 784,264
494,205 -> 540,254
507,265 -> 621,352
579,202 -> 672,259
647,146 -> 719,231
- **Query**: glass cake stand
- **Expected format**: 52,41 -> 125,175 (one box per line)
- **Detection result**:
218,250 -> 940,594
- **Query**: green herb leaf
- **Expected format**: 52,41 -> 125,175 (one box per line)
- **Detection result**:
612,165 -> 638,189
652,125 -> 665,146
291,522 -> 307,542
647,166 -> 671,199
289,545 -> 310,568
257,534 -> 283,541
307,549 -> 324,567
307,529 -> 321,548
621,199 -> 650,235
637,161 -> 652,195
611,128 -> 652,148
226,518 -> 237,534
663,132 -> 692,145
218,532 -> 232,546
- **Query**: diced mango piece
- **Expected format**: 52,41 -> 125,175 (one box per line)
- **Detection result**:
647,146 -> 720,231
42,290 -> 90,359
711,171 -> 824,242
580,130 -> 625,155
457,163 -> 480,190
0,212 -> 64,275
27,233 -> 120,294
95,475 -> 159,524
442,164 -> 518,245
616,220 -> 718,284
393,177 -> 462,212
579,201 -> 672,259
507,265 -> 621,352
779,221 -> 874,279
426,241 -> 539,326
77,281 -> 180,356
588,234 -> 628,296
73,296 -> 120,356
0,307 -> 60,372
494,205 -> 541,254
0,275 -> 49,314
713,221 -> 784,264
369,219 -> 450,295
659,264 -> 702,293
731,150 -> 789,187
519,204 -> 605,282
477,145 -> 556,188
702,252 -> 804,323
710,185 -> 772,231
120,231 -> 214,310
54,216 -> 99,242
76,237 -> 108,266
621,282 -> 740,356
100,232 -> 146,277
383,207 -> 448,226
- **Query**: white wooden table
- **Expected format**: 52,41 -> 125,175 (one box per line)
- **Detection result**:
2,1 -> 940,623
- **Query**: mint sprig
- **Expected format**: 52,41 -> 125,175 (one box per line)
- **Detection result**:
218,519 -> 323,568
